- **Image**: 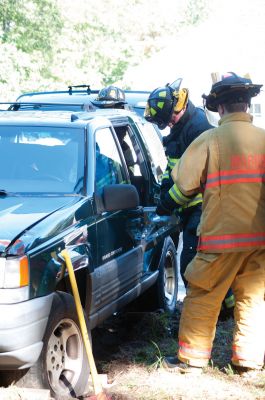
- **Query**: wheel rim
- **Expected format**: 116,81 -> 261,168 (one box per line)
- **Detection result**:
46,318 -> 84,395
164,249 -> 176,307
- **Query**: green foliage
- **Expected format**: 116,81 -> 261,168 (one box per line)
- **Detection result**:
0,0 -> 211,100
132,340 -> 164,368
0,0 -> 62,54
224,363 -> 235,376
0,0 -> 63,100
133,341 -> 158,365
148,341 -> 164,370
123,312 -> 178,368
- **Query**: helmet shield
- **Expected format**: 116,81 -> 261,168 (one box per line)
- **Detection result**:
169,78 -> 182,92
202,72 -> 263,112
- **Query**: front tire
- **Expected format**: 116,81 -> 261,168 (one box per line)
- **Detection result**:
1,292 -> 90,399
42,292 -> 90,399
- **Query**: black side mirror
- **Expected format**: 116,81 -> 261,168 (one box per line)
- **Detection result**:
103,184 -> 139,212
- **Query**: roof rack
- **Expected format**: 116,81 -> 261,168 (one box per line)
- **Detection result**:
0,101 -> 97,111
68,85 -> 91,94
0,102 -> 33,111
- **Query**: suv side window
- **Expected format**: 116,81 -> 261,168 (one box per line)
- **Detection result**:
136,121 -> 167,183
115,126 -> 139,177
115,124 -> 150,204
95,127 -> 126,194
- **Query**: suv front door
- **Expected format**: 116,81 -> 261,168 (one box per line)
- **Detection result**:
92,126 -> 144,316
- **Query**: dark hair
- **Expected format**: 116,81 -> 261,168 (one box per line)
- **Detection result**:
222,103 -> 248,113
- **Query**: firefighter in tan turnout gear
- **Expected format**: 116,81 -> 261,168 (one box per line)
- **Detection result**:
163,72 -> 265,375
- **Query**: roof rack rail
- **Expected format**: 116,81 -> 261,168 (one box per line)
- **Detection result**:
68,85 -> 91,94
0,101 -> 97,111
0,102 -> 21,111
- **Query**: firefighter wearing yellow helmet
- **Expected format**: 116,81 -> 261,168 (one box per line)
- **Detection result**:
144,80 -> 189,130
145,79 -> 212,289
162,72 -> 264,375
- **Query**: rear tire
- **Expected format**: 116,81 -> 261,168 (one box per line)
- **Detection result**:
134,237 -> 178,314
153,236 -> 178,313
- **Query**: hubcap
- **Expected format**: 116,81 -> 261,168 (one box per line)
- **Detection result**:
164,249 -> 176,306
46,318 -> 84,395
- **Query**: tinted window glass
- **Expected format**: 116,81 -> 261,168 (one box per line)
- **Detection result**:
0,126 -> 85,194
95,127 -> 126,194
136,122 -> 167,183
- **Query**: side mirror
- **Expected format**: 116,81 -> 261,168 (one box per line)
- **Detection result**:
103,184 -> 139,212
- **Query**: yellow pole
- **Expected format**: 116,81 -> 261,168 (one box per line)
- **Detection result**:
61,249 -> 108,399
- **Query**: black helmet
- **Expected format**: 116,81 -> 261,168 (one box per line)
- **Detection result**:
93,85 -> 126,108
202,72 -> 263,112
144,79 -> 189,130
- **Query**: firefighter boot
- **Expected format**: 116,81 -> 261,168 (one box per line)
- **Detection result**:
162,356 -> 203,375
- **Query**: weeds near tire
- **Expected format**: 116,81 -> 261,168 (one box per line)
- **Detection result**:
224,363 -> 235,376
148,341 -> 164,370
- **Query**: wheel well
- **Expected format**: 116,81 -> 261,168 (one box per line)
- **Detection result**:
55,267 -> 88,309
149,235 -> 176,272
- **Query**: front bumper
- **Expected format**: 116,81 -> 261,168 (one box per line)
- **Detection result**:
0,293 -> 54,369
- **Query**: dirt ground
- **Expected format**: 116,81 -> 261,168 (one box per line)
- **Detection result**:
91,303 -> 265,400
1,302 -> 264,400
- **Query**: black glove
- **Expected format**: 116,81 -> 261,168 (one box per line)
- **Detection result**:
156,193 -> 176,216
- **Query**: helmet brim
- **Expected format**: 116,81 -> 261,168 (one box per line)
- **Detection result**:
203,84 -> 263,112
92,100 -> 127,108
145,115 -> 169,130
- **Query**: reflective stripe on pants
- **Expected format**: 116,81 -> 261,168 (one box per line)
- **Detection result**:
178,250 -> 265,368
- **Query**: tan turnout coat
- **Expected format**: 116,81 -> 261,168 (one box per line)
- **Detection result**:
171,112 -> 265,252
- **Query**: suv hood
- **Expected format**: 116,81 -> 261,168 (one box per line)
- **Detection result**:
0,195 -> 81,252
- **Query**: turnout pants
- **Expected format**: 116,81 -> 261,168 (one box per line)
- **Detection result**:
178,250 -> 265,369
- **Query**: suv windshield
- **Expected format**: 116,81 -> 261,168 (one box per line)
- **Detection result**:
0,126 -> 85,194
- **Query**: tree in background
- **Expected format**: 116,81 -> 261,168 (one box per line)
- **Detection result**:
0,0 -> 62,53
0,0 -> 62,100
52,0 -> 210,89
0,0 -> 209,100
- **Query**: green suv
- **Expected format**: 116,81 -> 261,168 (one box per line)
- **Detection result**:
0,106 -> 179,399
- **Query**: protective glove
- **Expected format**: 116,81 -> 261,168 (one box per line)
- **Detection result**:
156,193 -> 176,216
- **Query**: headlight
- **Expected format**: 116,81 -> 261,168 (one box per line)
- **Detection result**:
0,256 -> 29,288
